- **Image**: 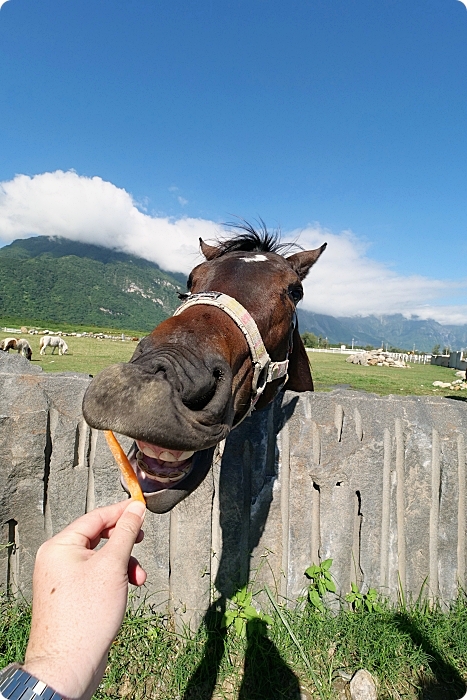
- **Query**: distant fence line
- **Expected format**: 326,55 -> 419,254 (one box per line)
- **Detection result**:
306,347 -> 432,363
1,353 -> 466,630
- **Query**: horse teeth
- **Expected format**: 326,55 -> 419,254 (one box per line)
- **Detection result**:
137,444 -> 194,462
156,450 -> 194,463
152,475 -> 172,483
136,454 -> 193,483
138,444 -> 159,458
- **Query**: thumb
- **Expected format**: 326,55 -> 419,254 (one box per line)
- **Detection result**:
103,500 -> 146,563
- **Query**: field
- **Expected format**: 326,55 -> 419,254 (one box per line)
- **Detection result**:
1,329 -> 462,397
307,350 -> 462,398
0,330 -> 136,377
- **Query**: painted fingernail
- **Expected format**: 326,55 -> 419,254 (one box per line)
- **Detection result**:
127,500 -> 146,519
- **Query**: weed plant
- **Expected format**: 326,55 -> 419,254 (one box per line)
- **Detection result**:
2,587 -> 467,699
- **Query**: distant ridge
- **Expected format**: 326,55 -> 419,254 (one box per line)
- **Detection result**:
0,236 -> 184,331
297,308 -> 467,353
1,236 -> 466,349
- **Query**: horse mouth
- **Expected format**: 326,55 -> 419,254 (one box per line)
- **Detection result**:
127,440 -> 196,493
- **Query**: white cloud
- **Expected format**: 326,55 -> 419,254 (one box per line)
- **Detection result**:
0,170 -> 466,325
0,171 -> 216,273
293,226 -> 467,324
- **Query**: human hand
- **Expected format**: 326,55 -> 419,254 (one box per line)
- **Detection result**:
22,499 -> 146,700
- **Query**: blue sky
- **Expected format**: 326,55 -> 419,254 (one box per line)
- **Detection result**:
0,0 -> 466,322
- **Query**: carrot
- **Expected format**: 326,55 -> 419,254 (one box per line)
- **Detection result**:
104,430 -> 146,504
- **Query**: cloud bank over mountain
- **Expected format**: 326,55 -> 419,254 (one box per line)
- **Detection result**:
0,170 -> 465,325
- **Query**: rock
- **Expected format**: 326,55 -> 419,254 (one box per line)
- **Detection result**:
349,669 -> 377,700
346,350 -> 408,368
432,380 -> 467,390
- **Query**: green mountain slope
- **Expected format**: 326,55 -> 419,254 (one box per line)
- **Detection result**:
0,237 -> 185,331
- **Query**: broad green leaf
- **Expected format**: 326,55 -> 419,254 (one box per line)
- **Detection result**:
243,605 -> 259,619
234,616 -> 246,637
221,611 -> 237,628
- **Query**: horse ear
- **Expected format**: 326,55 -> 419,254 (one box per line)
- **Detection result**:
286,243 -> 327,281
199,238 -> 219,261
284,324 -> 314,392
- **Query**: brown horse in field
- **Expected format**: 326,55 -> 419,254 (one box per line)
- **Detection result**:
83,226 -> 326,512
0,338 -> 18,352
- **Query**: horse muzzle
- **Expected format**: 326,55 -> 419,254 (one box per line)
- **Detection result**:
82,358 -> 234,512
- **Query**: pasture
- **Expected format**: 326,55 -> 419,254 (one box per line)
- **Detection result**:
0,331 -> 136,377
1,330 -> 461,397
308,350 -> 461,398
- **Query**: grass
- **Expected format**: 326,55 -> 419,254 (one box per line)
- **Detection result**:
308,351 -> 463,399
2,329 -> 463,398
1,590 -> 467,699
0,330 -> 136,377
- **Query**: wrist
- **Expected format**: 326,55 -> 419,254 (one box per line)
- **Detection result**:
21,658 -> 93,700
0,663 -> 70,699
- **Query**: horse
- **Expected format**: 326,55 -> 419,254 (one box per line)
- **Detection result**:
16,338 -> 32,360
0,338 -> 18,352
82,225 -> 326,513
39,336 -> 69,355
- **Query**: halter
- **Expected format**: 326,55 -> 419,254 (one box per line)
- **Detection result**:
173,291 -> 294,422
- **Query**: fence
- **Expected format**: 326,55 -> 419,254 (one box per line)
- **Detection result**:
431,352 -> 467,371
1,353 -> 466,629
306,348 -> 432,363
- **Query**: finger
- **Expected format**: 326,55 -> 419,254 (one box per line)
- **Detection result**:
102,500 -> 146,564
100,526 -> 145,544
128,556 -> 147,586
54,501 -> 131,548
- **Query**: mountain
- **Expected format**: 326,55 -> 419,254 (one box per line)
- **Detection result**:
1,236 -> 466,349
0,236 -> 185,331
297,309 -> 467,353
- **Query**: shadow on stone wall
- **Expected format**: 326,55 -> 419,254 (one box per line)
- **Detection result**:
183,397 -> 300,699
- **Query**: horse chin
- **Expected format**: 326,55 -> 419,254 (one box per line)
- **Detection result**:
124,442 -> 215,514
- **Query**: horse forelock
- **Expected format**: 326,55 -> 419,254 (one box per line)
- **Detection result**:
210,220 -> 301,259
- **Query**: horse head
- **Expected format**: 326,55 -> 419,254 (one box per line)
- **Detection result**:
82,225 -> 326,512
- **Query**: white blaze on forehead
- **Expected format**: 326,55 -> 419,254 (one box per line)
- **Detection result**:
239,254 -> 268,263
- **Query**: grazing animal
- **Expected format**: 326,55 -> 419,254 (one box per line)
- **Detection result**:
16,338 -> 32,360
83,224 -> 326,513
0,337 -> 18,352
40,336 -> 69,355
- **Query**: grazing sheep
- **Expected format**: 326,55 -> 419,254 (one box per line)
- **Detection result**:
40,336 -> 69,355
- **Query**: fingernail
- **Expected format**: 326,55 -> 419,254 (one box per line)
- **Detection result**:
127,500 -> 146,519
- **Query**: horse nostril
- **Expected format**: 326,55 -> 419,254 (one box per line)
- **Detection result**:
184,367 -> 224,411
184,385 -> 217,411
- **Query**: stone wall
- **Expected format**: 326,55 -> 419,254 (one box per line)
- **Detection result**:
1,353 -> 466,628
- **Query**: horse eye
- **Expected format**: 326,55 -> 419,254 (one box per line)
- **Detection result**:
289,286 -> 303,304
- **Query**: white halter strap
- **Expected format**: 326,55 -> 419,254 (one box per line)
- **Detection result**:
173,291 -> 289,417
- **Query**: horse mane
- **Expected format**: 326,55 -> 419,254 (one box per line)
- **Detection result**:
211,220 -> 301,258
